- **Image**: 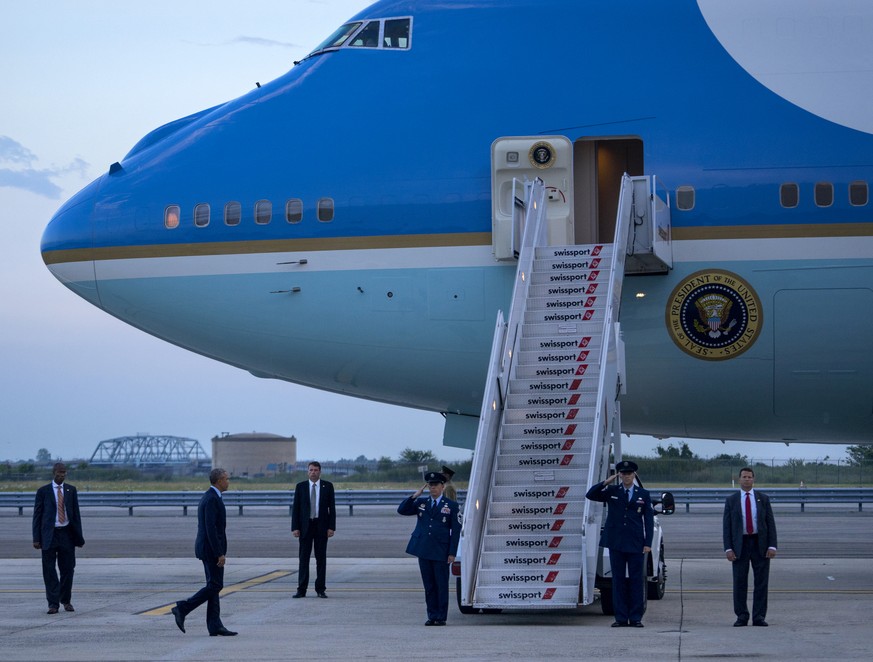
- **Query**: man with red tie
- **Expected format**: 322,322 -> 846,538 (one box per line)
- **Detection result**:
32,462 -> 85,614
723,467 -> 778,627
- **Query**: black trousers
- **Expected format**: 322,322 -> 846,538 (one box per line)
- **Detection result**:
41,526 -> 76,607
732,534 -> 770,623
609,548 -> 645,624
176,559 -> 225,634
297,518 -> 328,593
418,557 -> 450,621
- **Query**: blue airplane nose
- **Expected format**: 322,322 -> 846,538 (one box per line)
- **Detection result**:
41,176 -> 102,307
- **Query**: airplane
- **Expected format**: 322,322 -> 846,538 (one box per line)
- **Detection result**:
41,0 -> 873,453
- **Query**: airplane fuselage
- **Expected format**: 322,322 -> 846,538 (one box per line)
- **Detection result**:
42,0 -> 873,447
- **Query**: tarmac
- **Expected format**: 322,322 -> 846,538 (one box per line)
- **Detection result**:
1,507 -> 871,660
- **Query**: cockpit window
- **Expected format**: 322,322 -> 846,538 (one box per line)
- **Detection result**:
312,22 -> 363,52
305,17 -> 412,59
383,18 -> 410,48
349,21 -> 380,48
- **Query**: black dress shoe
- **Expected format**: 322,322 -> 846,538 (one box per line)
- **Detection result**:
733,619 -> 748,627
433,621 -> 446,626
210,627 -> 238,636
611,621 -> 627,627
47,607 -> 59,615
630,621 -> 644,628
171,606 -> 186,633
317,591 -> 328,598
292,592 -> 306,598
753,620 -> 768,627
424,620 -> 436,626
63,603 -> 75,612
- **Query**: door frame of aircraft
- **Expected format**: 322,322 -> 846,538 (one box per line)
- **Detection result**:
573,137 -> 644,244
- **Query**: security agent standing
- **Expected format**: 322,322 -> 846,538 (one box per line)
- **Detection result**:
32,462 -> 85,614
398,471 -> 462,625
585,460 -> 654,628
723,466 -> 777,627
291,461 -> 336,598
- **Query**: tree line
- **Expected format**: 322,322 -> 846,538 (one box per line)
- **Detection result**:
4,444 -> 872,486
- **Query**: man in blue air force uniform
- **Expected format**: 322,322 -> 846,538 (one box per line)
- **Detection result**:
586,460 -> 654,628
398,471 -> 462,625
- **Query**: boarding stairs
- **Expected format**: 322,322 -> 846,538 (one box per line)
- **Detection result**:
459,175 -> 645,610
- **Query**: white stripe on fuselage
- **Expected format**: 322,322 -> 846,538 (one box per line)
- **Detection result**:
48,235 -> 873,284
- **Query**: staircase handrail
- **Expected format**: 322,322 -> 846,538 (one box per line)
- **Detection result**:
504,178 -> 548,394
586,174 -> 635,487
459,177 -> 548,608
580,174 -> 635,602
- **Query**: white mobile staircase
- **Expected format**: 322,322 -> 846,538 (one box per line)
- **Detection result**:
459,174 -> 646,610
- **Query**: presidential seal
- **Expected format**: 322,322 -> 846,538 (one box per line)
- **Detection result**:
665,269 -> 762,360
529,141 -> 555,169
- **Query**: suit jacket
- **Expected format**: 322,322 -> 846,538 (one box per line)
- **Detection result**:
195,487 -> 227,561
291,480 -> 336,536
398,496 -> 461,561
723,489 -> 777,556
32,482 -> 85,548
585,482 -> 654,553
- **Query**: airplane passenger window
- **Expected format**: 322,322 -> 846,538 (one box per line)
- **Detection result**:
194,203 -> 210,228
814,182 -> 833,207
164,205 -> 180,229
225,201 -> 241,226
780,183 -> 799,208
317,198 -> 334,222
349,21 -> 380,48
675,186 -> 694,211
255,200 -> 272,225
849,181 -> 868,206
383,18 -> 411,48
286,199 -> 303,223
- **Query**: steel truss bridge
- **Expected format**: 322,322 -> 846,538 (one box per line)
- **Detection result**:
89,435 -> 209,466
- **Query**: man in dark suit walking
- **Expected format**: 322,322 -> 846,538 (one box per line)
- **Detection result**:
32,462 -> 85,614
291,461 -> 336,598
398,471 -> 462,626
586,460 -> 654,628
723,466 -> 777,627
171,468 -> 237,636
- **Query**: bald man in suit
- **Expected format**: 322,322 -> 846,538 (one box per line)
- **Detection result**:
33,463 -> 85,614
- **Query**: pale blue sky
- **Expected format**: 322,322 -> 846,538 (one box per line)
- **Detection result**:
0,1 -> 849,465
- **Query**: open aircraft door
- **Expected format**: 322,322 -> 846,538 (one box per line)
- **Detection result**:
491,136 -> 574,259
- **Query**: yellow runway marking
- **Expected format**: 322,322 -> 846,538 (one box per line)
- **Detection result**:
140,570 -> 291,615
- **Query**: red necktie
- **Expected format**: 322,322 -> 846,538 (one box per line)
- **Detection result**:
744,492 -> 753,534
57,485 -> 67,524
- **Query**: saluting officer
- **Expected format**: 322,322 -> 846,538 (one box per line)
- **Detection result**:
398,471 -> 462,626
585,460 -> 654,628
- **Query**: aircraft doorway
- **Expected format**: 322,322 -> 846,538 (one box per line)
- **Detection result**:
573,138 -> 643,244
